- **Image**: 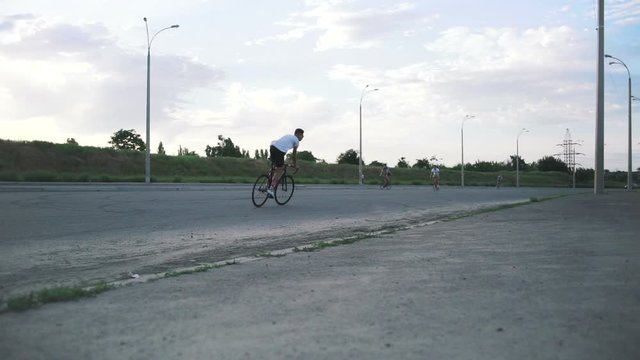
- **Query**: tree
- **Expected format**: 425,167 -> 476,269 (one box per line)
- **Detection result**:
205,135 -> 247,158
66,138 -> 78,146
537,156 -> 569,172
295,150 -> 317,163
509,155 -> 527,170
178,145 -> 197,156
467,160 -> 510,172
575,167 -> 594,182
109,129 -> 145,151
337,149 -> 360,165
251,149 -> 269,160
157,141 -> 166,155
397,157 -> 409,168
369,160 -> 385,167
413,158 -> 431,169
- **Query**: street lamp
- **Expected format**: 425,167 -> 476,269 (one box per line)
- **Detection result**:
359,84 -> 378,185
144,17 -> 179,183
605,54 -> 633,191
516,128 -> 529,188
461,114 -> 475,188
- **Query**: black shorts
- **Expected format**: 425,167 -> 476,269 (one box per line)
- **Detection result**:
270,145 -> 286,167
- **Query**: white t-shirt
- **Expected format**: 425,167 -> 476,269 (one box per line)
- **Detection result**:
271,134 -> 299,153
431,167 -> 440,177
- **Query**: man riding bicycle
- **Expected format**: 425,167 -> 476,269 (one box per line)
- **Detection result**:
268,128 -> 304,197
380,164 -> 391,189
430,166 -> 440,190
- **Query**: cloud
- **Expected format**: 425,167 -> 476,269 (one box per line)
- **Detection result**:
420,26 -> 594,123
154,82 -> 334,156
0,15 -> 223,145
327,25 -> 594,123
246,1 -> 435,52
425,26 -> 591,73
1,2 -> 634,170
608,0 -> 640,26
321,24 -> 599,166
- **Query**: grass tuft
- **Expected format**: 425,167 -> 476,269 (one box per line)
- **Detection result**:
165,264 -> 222,278
6,282 -> 113,312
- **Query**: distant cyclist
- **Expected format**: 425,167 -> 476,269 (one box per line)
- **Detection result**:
380,164 -> 391,189
430,166 -> 440,190
268,128 -> 304,197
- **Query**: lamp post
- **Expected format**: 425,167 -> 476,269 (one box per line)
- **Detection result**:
605,54 -> 632,191
516,128 -> 529,188
461,114 -> 475,188
358,84 -> 378,185
144,17 -> 179,183
594,0 -> 605,194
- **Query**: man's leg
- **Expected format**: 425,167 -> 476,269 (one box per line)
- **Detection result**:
271,167 -> 284,188
269,145 -> 286,194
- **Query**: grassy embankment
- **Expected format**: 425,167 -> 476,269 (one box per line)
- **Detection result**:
0,139 -> 607,187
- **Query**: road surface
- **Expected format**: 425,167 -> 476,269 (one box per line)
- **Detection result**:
0,183 -> 584,299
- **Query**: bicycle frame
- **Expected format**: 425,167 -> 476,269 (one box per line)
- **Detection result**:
268,163 -> 287,188
268,163 -> 298,188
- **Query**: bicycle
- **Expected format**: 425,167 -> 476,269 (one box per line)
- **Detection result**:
432,176 -> 440,191
251,163 -> 296,207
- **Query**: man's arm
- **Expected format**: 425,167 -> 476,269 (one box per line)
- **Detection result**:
292,147 -> 298,168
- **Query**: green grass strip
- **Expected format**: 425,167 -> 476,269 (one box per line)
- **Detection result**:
6,282 -> 113,312
164,263 -> 224,278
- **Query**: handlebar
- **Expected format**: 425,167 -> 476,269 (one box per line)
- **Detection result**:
286,164 -> 299,174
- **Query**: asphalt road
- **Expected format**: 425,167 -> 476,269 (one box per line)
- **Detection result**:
0,183 -> 584,299
0,189 -> 637,360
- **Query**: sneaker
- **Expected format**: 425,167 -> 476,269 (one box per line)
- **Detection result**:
266,188 -> 275,198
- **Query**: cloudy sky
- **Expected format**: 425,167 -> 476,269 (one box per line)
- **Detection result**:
1,0 -> 639,170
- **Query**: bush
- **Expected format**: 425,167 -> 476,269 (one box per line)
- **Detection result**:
23,171 -> 59,182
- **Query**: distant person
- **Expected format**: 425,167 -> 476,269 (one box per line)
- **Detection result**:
496,174 -> 503,189
268,128 -> 304,197
380,164 -> 391,189
430,166 -> 440,191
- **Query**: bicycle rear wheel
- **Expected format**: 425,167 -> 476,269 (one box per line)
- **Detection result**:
252,174 -> 270,207
274,175 -> 295,205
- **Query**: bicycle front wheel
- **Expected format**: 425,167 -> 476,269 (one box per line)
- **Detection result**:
252,174 -> 270,207
274,175 -> 295,205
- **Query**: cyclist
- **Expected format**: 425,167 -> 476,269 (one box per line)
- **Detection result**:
267,128 -> 304,197
380,164 -> 391,189
430,166 -> 440,190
